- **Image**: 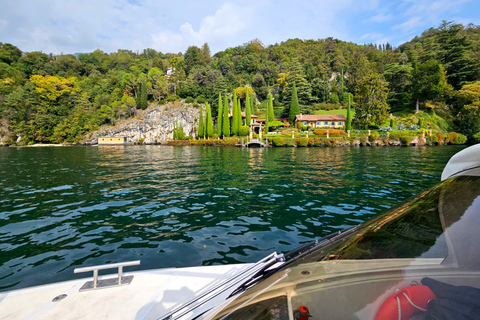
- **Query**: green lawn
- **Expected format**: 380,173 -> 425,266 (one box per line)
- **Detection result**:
313,108 -> 355,117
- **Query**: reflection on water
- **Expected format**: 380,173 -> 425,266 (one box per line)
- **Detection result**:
0,145 -> 465,291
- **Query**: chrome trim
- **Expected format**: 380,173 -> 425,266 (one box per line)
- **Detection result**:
74,260 -> 140,291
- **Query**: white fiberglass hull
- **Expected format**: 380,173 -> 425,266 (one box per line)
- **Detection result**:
0,263 -> 253,320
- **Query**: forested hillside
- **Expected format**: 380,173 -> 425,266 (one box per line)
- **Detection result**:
1,21 -> 480,145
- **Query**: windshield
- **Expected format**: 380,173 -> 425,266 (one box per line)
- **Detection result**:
206,175 -> 480,320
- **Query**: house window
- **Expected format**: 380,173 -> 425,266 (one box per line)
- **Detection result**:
338,122 -> 342,126
303,121 -> 308,126
324,122 -> 328,125
330,122 -> 335,126
316,121 -> 321,126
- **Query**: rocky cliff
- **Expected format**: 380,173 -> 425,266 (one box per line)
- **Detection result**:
84,101 -> 200,145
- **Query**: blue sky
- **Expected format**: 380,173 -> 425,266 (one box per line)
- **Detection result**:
0,0 -> 479,55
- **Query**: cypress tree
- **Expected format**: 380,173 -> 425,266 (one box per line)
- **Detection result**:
245,89 -> 251,128
232,91 -> 238,135
268,94 -> 275,123
206,102 -> 214,138
289,82 -> 300,126
237,98 -> 242,129
173,120 -> 177,140
198,107 -> 204,139
346,95 -> 352,131
251,94 -> 256,113
222,95 -> 230,137
217,93 -> 223,137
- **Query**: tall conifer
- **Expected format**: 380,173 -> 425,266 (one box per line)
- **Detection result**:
289,82 -> 300,126
268,94 -> 275,123
232,91 -> 238,135
245,90 -> 251,128
206,102 -> 213,138
346,95 -> 352,131
198,107 -> 204,139
217,93 -> 223,137
222,95 -> 230,137
237,98 -> 242,129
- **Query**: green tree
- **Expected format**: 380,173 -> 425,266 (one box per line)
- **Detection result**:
412,59 -> 447,112
283,59 -> 312,106
267,94 -> 275,122
205,102 -> 213,138
245,90 -> 251,127
198,107 -> 204,139
137,77 -> 148,110
222,95 -> 230,137
436,21 -> 478,90
455,81 -> 480,141
232,91 -> 238,135
383,63 -> 413,112
217,93 -> 223,137
355,72 -> 390,128
346,95 -> 352,131
289,82 -> 300,126
236,98 -> 242,130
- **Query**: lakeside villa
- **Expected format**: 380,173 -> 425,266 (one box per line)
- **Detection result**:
295,114 -> 346,129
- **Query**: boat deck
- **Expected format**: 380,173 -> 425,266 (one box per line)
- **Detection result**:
0,264 -> 252,320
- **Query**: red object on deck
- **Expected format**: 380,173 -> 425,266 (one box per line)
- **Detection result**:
375,285 -> 436,320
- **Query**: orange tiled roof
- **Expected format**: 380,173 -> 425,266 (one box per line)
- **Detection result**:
295,114 -> 346,121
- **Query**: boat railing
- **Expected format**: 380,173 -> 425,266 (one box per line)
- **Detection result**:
74,260 -> 140,291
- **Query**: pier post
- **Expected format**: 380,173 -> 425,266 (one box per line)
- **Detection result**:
306,131 -> 309,139
368,130 -> 371,136
291,131 -> 294,139
326,130 -> 329,139
422,130 -> 425,138
428,130 -> 432,137
347,130 -> 350,138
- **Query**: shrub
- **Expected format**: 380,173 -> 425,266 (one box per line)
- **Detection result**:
418,117 -> 425,128
193,103 -> 200,108
449,132 -> 457,142
389,118 -> 395,128
313,103 -> 338,111
239,126 -> 250,137
308,138 -> 315,146
451,133 -> 467,145
397,124 -> 406,131
473,132 -> 480,143
185,97 -> 195,103
379,126 -> 393,132
437,134 -> 444,144
295,137 -> 309,147
285,138 -> 295,147
196,96 -> 206,104
330,93 -> 339,104
299,125 -> 309,131
400,135 -> 414,145
166,96 -> 177,102
408,124 -> 420,131
369,132 -> 380,142
313,129 -> 346,135
272,137 -> 285,146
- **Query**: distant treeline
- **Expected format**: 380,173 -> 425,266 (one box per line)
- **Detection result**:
0,20 -> 479,144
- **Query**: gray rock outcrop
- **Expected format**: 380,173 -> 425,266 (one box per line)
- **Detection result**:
84,101 -> 200,145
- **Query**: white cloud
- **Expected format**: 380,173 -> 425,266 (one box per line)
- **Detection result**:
392,16 -> 423,32
368,12 -> 393,23
360,32 -> 384,40
151,3 -> 251,53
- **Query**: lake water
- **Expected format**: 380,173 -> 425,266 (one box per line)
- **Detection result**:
0,145 -> 465,291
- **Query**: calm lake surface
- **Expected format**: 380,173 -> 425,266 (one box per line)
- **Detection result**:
0,145 -> 465,291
